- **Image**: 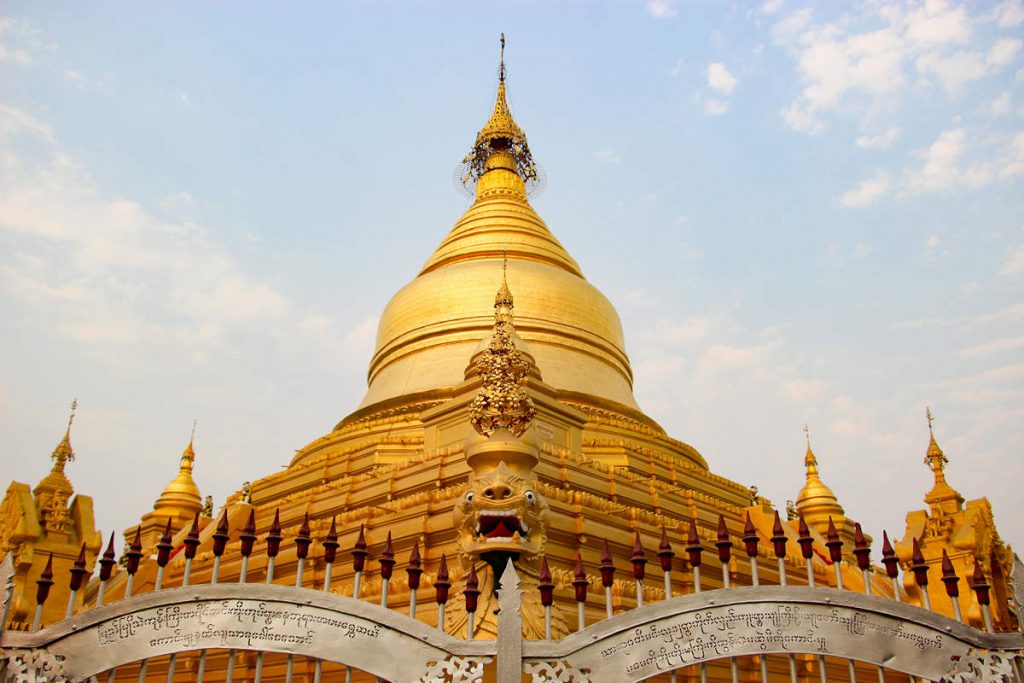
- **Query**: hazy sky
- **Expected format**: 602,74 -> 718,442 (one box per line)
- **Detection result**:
1,1 -> 1022,556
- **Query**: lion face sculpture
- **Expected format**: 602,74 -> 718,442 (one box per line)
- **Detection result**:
453,462 -> 548,562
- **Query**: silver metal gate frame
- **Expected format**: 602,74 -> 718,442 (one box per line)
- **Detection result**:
2,560 -> 1022,682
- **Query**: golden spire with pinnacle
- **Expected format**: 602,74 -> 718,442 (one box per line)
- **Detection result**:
34,399 -> 78,498
795,424 -> 846,533
461,34 -> 538,187
152,422 -> 203,521
922,407 -> 963,511
468,267 -> 536,438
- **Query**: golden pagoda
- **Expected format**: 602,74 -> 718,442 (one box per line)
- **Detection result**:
1,37 -> 1019,682
0,401 -> 101,630
895,408 -> 1017,629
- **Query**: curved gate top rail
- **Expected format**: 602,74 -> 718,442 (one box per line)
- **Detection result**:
523,585 -> 1024,683
2,583 -> 493,681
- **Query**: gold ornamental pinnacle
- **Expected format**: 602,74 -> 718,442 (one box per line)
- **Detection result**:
468,271 -> 536,438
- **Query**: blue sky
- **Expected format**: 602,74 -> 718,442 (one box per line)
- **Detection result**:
1,1 -> 1022,555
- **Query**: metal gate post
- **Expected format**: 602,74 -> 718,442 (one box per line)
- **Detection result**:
497,559 -> 523,683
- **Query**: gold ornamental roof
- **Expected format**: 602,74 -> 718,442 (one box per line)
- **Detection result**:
152,438 -> 203,520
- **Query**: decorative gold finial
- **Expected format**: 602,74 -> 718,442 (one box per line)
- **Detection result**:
50,399 -> 77,469
469,272 -> 536,437
500,33 -> 506,83
924,406 -> 948,472
461,34 -> 538,187
802,424 -> 817,471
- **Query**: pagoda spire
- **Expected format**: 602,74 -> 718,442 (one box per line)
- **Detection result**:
922,407 -> 963,513
468,270 -> 536,438
461,34 -> 538,192
795,425 -> 846,534
152,426 -> 203,521
34,400 -> 77,498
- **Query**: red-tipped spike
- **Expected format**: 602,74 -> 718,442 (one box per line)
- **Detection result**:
572,552 -> 589,603
940,550 -> 959,598
184,513 -> 201,561
715,515 -> 732,564
742,512 -> 759,558
69,543 -> 89,591
125,527 -> 143,575
352,524 -> 368,573
970,560 -> 990,606
910,538 -> 929,588
212,509 -> 230,557
825,517 -> 842,563
464,564 -> 480,614
295,512 -> 312,560
36,553 -> 54,605
685,518 -> 703,568
265,509 -> 283,559
599,539 -> 616,587
658,528 -> 674,572
770,511 -> 788,559
379,531 -> 396,581
406,541 -> 423,590
630,531 -> 648,581
538,556 -> 554,607
322,517 -> 339,565
881,531 -> 899,579
852,523 -> 871,571
156,518 -> 174,568
98,532 -> 117,582
239,509 -> 257,557
797,515 -> 814,560
434,554 -> 451,605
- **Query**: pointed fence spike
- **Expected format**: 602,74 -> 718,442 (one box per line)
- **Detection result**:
970,559 -> 990,605
572,552 -> 589,603
266,508 -> 283,558
322,517 -> 339,564
686,518 -> 703,567
99,531 -> 117,582
352,524 -> 369,572
125,527 -> 144,574
743,512 -> 759,558
881,530 -> 899,578
380,531 -> 396,581
796,515 -> 814,560
658,528 -> 674,572
538,556 -> 554,607
599,539 -> 616,587
295,512 -> 312,560
941,549 -> 960,597
715,514 -> 732,563
239,509 -> 257,557
771,511 -> 788,559
68,543 -> 89,591
212,509 -> 230,557
825,516 -> 843,563
911,538 -> 929,587
406,541 -> 423,590
184,513 -> 202,560
36,553 -> 55,605
464,563 -> 480,614
630,531 -> 648,581
852,523 -> 871,571
156,518 -> 174,567
434,554 -> 451,605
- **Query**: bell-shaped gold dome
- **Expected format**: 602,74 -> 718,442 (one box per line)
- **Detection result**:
795,441 -> 846,534
350,66 -> 638,420
153,439 -> 202,521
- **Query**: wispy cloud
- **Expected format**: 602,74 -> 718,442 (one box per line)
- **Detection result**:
646,0 -> 678,20
840,170 -> 890,207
